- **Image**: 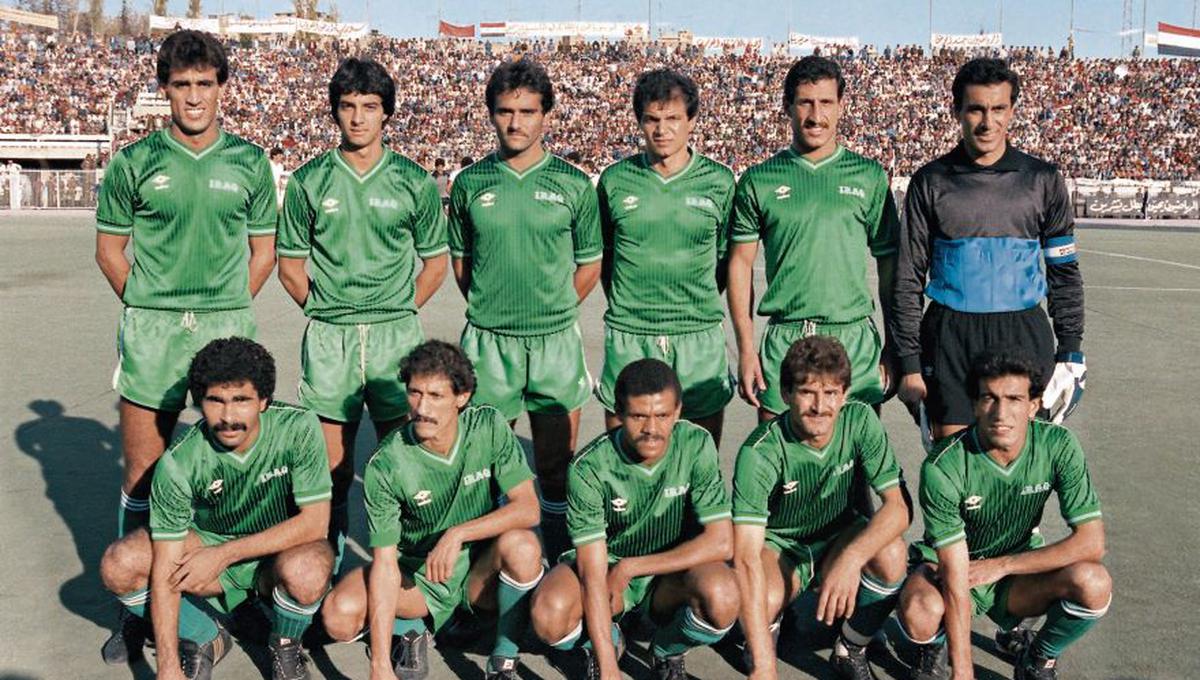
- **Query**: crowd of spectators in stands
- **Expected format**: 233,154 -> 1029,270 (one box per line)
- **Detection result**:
2,30 -> 1196,180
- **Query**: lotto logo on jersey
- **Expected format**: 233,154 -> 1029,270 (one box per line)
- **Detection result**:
479,192 -> 497,208
322,197 -> 340,214
686,196 -> 716,210
463,468 -> 492,486
209,179 -> 240,194
208,479 -> 224,495
152,174 -> 171,191
369,197 -> 400,210
414,490 -> 433,507
774,185 -> 791,200
838,185 -> 866,199
782,481 -> 799,495
663,485 -> 690,498
622,195 -> 640,211
534,190 -> 565,205
611,498 -> 629,512
258,466 -> 289,484
964,495 -> 984,511
1020,482 -> 1051,496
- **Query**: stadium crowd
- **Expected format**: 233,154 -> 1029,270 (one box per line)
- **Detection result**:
1,29 -> 1197,179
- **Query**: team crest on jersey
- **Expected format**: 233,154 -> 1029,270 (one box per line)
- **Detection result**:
964,495 -> 984,511
414,490 -> 433,507
534,190 -> 565,205
151,174 -> 171,191
209,179 -> 240,194
478,192 -> 497,208
611,497 -> 629,512
838,185 -> 866,199
1020,482 -> 1051,496
208,479 -> 224,495
686,196 -> 715,210
258,466 -> 289,484
774,185 -> 791,200
322,197 -> 340,214
463,468 -> 492,486
663,485 -> 689,498
782,481 -> 799,495
369,197 -> 399,210
622,195 -> 640,211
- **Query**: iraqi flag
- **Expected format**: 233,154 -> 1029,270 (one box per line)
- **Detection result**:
438,20 -> 475,38
1155,22 -> 1200,57
479,21 -> 506,37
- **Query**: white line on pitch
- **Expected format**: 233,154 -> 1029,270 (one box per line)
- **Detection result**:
1086,285 -> 1200,292
1078,248 -> 1200,271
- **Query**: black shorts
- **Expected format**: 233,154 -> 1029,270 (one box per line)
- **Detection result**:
919,303 -> 1055,426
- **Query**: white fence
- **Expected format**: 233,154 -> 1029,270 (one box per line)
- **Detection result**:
2,170 -> 99,210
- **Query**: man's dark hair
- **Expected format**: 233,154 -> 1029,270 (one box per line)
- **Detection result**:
459,156 -> 473,168
967,351 -> 1044,400
188,337 -> 276,405
269,147 -> 284,159
614,358 -> 682,414
632,68 -> 700,121
156,30 -> 229,86
400,340 -> 477,395
485,58 -> 555,114
782,56 -> 845,108
329,57 -> 396,120
779,336 -> 852,394
951,58 -> 1021,112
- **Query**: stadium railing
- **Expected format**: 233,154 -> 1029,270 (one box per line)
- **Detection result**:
2,170 -> 99,210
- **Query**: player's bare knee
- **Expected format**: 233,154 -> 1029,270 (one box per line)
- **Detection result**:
694,569 -> 741,628
763,580 -> 787,621
530,585 -> 576,640
866,538 -> 908,584
1064,561 -> 1112,608
100,532 -> 150,593
275,543 -> 333,605
497,529 -> 543,580
898,577 -> 944,636
322,587 -> 366,641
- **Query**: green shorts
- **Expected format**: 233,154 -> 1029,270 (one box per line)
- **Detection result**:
114,307 -> 257,411
595,324 -> 735,420
298,315 -> 424,423
461,323 -> 591,421
196,528 -> 273,614
399,542 -> 488,632
765,515 -> 868,591
759,317 -> 884,414
558,549 -> 657,618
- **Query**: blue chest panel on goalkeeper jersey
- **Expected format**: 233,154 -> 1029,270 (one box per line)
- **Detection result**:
927,236 -> 1046,313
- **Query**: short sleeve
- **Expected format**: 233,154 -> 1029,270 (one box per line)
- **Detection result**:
276,174 -> 314,258
572,180 -> 603,264
851,406 -> 902,494
289,411 -> 332,507
566,459 -> 607,548
96,152 -> 135,235
731,436 -> 780,526
246,153 -> 279,236
447,178 -> 471,259
729,173 -> 762,244
688,429 -> 731,524
364,447 -> 402,548
1052,429 -> 1102,527
149,449 -> 193,541
919,460 -> 966,550
485,409 -> 535,494
411,174 -> 449,258
867,171 -> 900,258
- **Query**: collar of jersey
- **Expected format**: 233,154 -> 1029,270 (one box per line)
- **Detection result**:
207,411 -> 267,466
410,421 -> 463,466
639,147 -> 697,185
333,148 -> 389,184
495,150 -> 551,180
785,144 -> 843,171
162,128 -> 224,161
945,141 -> 1023,173
969,427 -> 1029,477
613,428 -> 668,475
780,412 -> 834,460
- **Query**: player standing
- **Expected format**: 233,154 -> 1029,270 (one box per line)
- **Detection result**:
595,68 -> 736,445
530,359 -> 739,680
277,58 -> 448,559
320,341 -> 543,680
448,58 -> 602,557
728,55 -> 899,421
733,336 -> 909,680
895,352 -> 1109,680
892,58 -> 1086,443
98,338 -> 334,680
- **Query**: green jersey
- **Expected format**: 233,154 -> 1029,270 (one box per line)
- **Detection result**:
276,149 -> 449,324
729,145 -> 899,324
96,129 -> 278,312
448,152 -> 603,336
567,421 -> 732,559
363,405 -> 535,558
149,402 -> 332,542
598,151 -> 734,334
919,420 -> 1102,560
732,402 -> 901,543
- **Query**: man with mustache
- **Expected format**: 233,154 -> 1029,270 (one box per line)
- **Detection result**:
529,359 -> 739,680
277,58 -> 448,566
320,341 -> 542,680
895,352 -> 1109,680
448,58 -> 602,559
98,338 -> 334,680
727,55 -> 900,423
732,336 -> 909,680
892,58 -> 1086,447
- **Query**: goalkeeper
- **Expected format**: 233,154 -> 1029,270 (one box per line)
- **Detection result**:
891,57 -> 1085,444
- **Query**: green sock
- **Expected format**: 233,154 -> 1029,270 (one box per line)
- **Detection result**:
842,574 -> 905,645
393,617 -> 428,636
1033,597 -> 1109,658
177,596 -> 220,644
117,491 -> 149,537
492,568 -> 543,658
272,586 -> 321,641
117,588 -> 149,619
550,621 -> 584,651
651,606 -> 731,658
578,622 -> 622,651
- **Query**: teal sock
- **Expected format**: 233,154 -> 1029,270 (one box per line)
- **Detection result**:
550,621 -> 584,651
393,617 -> 428,636
117,491 -> 149,537
178,597 -> 220,644
492,568 -> 543,658
651,606 -> 732,658
1033,597 -> 1110,659
842,574 -> 905,645
117,588 -> 149,619
578,622 -> 622,651
272,586 -> 321,641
